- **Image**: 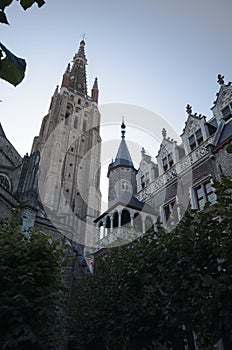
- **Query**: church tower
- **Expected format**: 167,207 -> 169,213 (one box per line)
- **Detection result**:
107,121 -> 137,206
32,40 -> 101,257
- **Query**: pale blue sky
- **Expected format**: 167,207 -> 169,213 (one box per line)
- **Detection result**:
1,0 -> 232,159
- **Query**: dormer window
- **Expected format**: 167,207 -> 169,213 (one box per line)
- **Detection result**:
188,128 -> 203,151
221,104 -> 232,121
162,153 -> 173,172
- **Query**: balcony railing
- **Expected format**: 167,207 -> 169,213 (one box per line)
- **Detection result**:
137,136 -> 214,201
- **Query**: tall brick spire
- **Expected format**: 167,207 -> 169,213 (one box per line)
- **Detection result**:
69,39 -> 88,95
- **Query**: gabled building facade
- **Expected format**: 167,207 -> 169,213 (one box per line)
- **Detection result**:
136,74 -> 232,230
94,74 -> 232,254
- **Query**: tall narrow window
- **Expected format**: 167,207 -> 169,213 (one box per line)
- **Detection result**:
162,153 -> 173,172
83,119 -> 87,132
163,200 -> 175,223
188,128 -> 203,151
145,172 -> 149,186
141,175 -> 145,189
0,174 -> 11,192
65,112 -> 70,125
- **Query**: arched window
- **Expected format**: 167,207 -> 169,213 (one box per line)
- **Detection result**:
121,209 -> 131,228
122,181 -> 129,191
74,117 -> 78,129
0,174 -> 11,192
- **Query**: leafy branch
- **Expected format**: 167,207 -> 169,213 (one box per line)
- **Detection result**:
0,0 -> 45,86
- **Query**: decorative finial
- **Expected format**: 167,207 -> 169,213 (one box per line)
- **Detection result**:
186,104 -> 192,115
121,117 -> 126,139
162,128 -> 167,139
141,147 -> 145,157
217,74 -> 225,85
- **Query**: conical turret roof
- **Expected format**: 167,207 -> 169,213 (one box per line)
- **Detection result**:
108,121 -> 135,174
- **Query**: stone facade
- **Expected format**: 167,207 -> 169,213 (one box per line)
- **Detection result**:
95,75 -> 232,250
0,40 -> 101,272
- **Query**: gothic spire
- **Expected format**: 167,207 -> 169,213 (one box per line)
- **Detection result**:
77,39 -> 87,60
69,39 -> 88,95
91,77 -> 99,103
108,121 -> 134,175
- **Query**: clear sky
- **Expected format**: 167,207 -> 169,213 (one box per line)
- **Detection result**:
1,1 -> 232,167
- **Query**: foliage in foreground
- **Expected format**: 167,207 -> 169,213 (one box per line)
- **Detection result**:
0,210 -> 67,350
0,0 -> 45,86
71,176 -> 232,350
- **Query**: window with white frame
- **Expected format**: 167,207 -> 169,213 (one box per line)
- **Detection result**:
193,179 -> 216,210
188,128 -> 203,151
221,104 -> 232,121
162,153 -> 174,172
163,199 -> 177,225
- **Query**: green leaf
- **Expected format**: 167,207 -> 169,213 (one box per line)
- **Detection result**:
35,0 -> 45,7
0,10 -> 9,24
0,42 -> 26,86
20,0 -> 45,10
0,0 -> 13,11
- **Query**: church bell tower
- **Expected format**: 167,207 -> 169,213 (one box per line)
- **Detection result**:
107,121 -> 137,207
32,39 -> 101,257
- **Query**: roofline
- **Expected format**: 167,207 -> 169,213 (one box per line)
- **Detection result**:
213,135 -> 232,153
107,164 -> 138,177
94,200 -> 155,223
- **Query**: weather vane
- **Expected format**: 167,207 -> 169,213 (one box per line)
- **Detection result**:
81,33 -> 86,41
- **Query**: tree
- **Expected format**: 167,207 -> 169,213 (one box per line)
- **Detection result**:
0,0 -> 45,86
0,209 -> 68,350
70,175 -> 232,350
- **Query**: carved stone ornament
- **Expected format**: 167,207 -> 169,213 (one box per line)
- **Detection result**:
220,90 -> 232,109
186,104 -> 192,115
160,143 -> 169,157
187,119 -> 200,134
217,74 -> 225,85
162,128 -> 167,138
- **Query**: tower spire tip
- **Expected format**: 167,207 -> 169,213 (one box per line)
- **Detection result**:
121,117 -> 126,139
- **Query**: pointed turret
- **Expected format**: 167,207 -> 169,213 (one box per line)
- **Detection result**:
108,121 -> 134,172
107,121 -> 137,206
69,40 -> 88,95
91,77 -> 99,103
61,63 -> 70,88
